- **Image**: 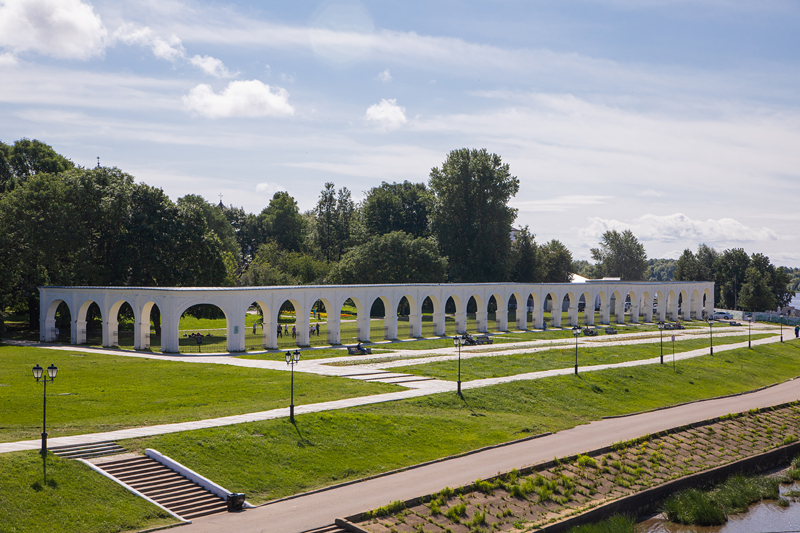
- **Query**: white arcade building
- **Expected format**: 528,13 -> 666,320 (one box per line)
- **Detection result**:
39,280 -> 714,353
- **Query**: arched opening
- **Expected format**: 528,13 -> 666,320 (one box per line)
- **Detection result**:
140,302 -> 162,351
245,302 -> 265,351
560,293 -> 573,328
49,301 -> 71,343
79,301 -> 103,345
543,292 -> 558,328
396,296 -> 411,338
578,291 -> 593,326
444,295 -> 462,335
179,303 -> 228,353
113,301 -> 135,348
339,297 -> 369,344
610,291 -> 623,324
421,296 -> 436,337
488,295 -> 499,332
667,290 -> 677,320
467,295 -> 480,333
307,298 -> 327,346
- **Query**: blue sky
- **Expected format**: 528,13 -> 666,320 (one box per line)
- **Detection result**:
1,0 -> 799,265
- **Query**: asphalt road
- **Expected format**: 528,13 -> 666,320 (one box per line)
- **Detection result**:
179,375 -> 800,533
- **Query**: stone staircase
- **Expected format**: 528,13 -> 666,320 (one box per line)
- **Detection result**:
96,456 -> 228,520
50,441 -> 127,459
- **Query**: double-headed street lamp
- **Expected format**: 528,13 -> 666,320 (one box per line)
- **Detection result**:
32,363 -> 58,484
747,315 -> 754,349
707,318 -> 714,356
285,350 -> 300,423
780,314 -> 784,343
453,336 -> 463,396
572,326 -> 581,375
658,322 -> 665,364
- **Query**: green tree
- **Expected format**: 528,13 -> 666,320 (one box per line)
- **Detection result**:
673,249 -> 698,281
590,229 -> 648,280
312,183 -> 355,262
714,248 -> 750,309
509,227 -> 540,282
539,240 -> 574,283
361,181 -> 431,238
260,191 -> 306,253
0,138 -> 74,193
647,258 -> 676,282
773,266 -> 793,308
223,205 -> 265,261
428,148 -> 519,282
328,231 -> 447,284
176,194 -> 240,264
739,266 -> 777,311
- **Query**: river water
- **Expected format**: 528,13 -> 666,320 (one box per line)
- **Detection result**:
637,482 -> 800,532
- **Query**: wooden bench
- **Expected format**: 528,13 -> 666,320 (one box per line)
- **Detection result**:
347,346 -> 372,355
583,328 -> 599,336
604,328 -> 618,334
475,335 -> 493,345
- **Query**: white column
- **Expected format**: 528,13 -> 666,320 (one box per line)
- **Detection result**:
160,300 -> 179,353
229,312 -> 246,352
568,305 -> 579,327
408,310 -> 422,338
601,303 -> 610,325
103,321 -> 118,347
356,314 -> 371,342
615,298 -> 625,324
327,314 -> 341,345
296,312 -> 311,346
74,319 -> 86,344
432,309 -> 446,336
385,311 -> 398,340
630,302 -> 640,324
475,310 -> 488,333
496,308 -> 509,332
44,318 -> 56,342
455,309 -> 467,334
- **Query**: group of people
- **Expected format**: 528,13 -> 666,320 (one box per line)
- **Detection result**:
275,323 -> 321,339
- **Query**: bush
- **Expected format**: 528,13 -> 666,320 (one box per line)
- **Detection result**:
577,455 -> 598,468
663,489 -> 727,526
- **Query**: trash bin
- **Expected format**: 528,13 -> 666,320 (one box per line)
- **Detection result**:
227,493 -> 246,511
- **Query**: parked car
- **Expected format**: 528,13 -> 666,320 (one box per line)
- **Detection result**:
713,311 -> 733,320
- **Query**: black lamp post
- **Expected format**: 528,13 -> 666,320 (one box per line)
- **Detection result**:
658,322 -> 665,364
572,326 -> 581,375
285,350 -> 300,423
453,336 -> 463,396
32,363 -> 58,484
748,315 -> 753,349
780,314 -> 784,343
707,318 -> 714,355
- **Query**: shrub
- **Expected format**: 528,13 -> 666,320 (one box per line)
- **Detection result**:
577,455 -> 598,468
663,489 -> 727,526
445,502 -> 467,522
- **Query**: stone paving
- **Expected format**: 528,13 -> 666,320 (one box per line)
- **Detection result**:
0,324 -> 782,455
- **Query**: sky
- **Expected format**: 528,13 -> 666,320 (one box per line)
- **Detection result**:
1,0 -> 799,266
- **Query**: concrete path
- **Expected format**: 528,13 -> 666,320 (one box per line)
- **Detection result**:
0,333 -> 784,454
176,373 -> 800,533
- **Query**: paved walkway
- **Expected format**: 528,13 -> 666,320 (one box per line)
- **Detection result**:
177,374 -> 800,533
0,330 -> 783,454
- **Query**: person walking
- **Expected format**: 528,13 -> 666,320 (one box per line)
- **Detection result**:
277,324 -> 282,338
284,324 -> 289,336
292,325 -> 296,339
795,324 -> 799,339
253,321 -> 257,334
315,323 -> 320,336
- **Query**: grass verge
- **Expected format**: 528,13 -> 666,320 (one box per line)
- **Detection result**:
121,341 -> 800,504
389,333 -> 776,381
0,345 -> 400,443
0,451 -> 177,533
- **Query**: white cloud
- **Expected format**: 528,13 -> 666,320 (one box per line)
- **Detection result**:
189,54 -> 235,78
376,68 -> 392,82
0,0 -> 107,60
182,80 -> 295,119
280,72 -> 295,83
255,182 -> 287,196
0,52 -> 17,66
115,24 -> 234,77
365,98 -> 406,131
639,189 -> 664,197
580,213 -> 780,244
512,195 -> 613,213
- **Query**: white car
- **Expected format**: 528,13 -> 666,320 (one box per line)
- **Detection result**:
713,311 -> 733,320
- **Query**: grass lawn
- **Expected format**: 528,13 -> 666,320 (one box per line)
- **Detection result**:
0,344 -> 400,443
0,451 -> 177,533
120,340 -> 800,504
389,333 -> 777,381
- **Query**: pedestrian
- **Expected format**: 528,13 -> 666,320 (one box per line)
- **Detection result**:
292,325 -> 296,339
315,323 -> 320,336
277,324 -> 282,338
795,325 -> 799,339
284,324 -> 289,336
253,322 -> 257,334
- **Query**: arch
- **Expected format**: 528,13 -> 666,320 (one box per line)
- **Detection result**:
626,289 -> 639,324
178,302 -> 230,353
527,292 -> 543,329
444,293 -> 465,334
508,291 -> 525,331
640,290 -> 653,323
666,290 -> 678,321
467,294 -> 486,333
370,295 -> 394,340
422,294 -> 446,336
107,298 -> 137,348
488,292 -> 507,332
679,289 -> 690,321
596,291 -> 610,324
690,288 -> 702,320
702,287 -> 714,319
43,299 -> 71,342
578,290 -> 594,326
544,290 -> 559,328
75,299 -> 102,345
610,290 -> 623,324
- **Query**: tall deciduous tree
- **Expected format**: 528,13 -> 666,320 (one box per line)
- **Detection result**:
739,266 -> 777,311
361,181 -> 431,238
590,230 -> 648,280
260,191 -> 306,253
714,248 -> 750,309
328,231 -> 447,284
509,227 -> 540,282
428,148 -> 519,282
539,240 -> 574,283
0,139 -> 74,193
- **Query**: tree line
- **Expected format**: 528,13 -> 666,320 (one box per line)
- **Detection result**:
0,139 -> 793,331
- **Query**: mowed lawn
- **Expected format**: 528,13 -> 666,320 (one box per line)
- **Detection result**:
0,345 -> 400,443
124,340 -> 800,504
390,333 -> 778,381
